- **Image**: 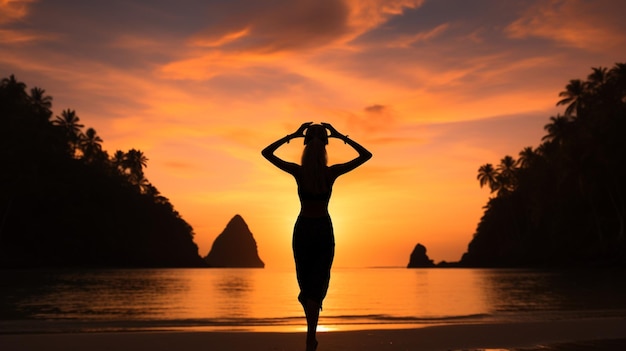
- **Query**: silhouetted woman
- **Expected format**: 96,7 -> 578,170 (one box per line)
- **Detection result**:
262,122 -> 372,351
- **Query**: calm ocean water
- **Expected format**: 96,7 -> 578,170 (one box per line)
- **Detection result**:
1,267 -> 625,333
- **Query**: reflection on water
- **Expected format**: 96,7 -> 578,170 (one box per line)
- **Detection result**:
479,269 -> 626,315
213,270 -> 253,317
1,269 -> 191,320
1,268 -> 625,332
325,268 -> 489,321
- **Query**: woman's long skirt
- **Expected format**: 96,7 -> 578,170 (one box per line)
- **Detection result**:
292,216 -> 335,308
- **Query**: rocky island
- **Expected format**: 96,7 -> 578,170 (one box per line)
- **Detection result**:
407,243 -> 435,268
204,215 -> 265,268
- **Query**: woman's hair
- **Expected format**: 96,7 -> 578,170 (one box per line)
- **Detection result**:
304,124 -> 328,145
301,125 -> 329,194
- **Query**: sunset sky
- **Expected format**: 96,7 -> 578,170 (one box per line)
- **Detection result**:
2,0 -> 626,268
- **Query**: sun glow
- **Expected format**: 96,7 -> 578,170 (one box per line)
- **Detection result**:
3,0 -> 626,267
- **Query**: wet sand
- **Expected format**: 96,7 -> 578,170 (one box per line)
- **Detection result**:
1,318 -> 625,351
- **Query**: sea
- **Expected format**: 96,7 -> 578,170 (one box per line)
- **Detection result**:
1,267 -> 625,333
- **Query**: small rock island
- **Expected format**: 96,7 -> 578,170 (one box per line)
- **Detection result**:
407,243 -> 435,268
204,215 -> 265,268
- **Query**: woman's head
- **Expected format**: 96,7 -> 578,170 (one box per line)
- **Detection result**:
301,137 -> 328,166
301,124 -> 329,193
304,124 -> 328,145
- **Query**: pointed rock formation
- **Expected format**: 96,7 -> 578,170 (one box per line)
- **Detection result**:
204,215 -> 265,268
407,243 -> 435,268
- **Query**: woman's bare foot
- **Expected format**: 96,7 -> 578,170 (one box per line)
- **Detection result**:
306,339 -> 318,351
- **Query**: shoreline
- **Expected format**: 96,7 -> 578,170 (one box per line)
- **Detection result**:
1,318 -> 625,351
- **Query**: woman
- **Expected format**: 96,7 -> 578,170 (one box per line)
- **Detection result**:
262,122 -> 372,350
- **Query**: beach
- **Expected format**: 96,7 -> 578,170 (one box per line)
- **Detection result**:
3,268 -> 626,350
2,318 -> 625,351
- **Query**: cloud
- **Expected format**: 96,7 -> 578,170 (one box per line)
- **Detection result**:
344,0 -> 425,39
0,28 -> 55,43
0,0 -> 48,44
0,0 -> 35,24
364,104 -> 387,113
191,0 -> 352,53
190,0 -> 424,53
190,28 -> 250,48
160,0 -> 425,81
386,22 -> 449,48
338,103 -> 397,137
506,0 -> 626,51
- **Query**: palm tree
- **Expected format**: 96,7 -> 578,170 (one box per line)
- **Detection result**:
477,163 -> 499,193
517,146 -> 536,169
1,74 -> 27,96
29,87 -> 53,121
496,155 -> 517,195
586,66 -> 608,92
53,109 -> 83,135
53,109 -> 84,156
111,150 -> 126,174
1,74 -> 26,89
1,74 -> 29,108
608,62 -> 626,101
80,127 -> 103,163
124,149 -> 149,186
125,149 -> 148,169
557,79 -> 586,117
608,62 -> 626,80
542,115 -> 571,145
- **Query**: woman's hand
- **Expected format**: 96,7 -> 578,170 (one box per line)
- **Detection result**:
292,121 -> 313,138
321,122 -> 344,139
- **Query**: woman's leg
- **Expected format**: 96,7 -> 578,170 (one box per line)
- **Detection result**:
302,298 -> 319,350
293,217 -> 334,350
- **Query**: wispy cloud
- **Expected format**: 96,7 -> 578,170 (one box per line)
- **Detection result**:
0,0 -> 35,24
387,23 -> 450,48
0,28 -> 55,43
506,0 -> 626,51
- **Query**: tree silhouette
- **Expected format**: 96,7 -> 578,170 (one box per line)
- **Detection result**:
542,115 -> 572,145
586,66 -> 609,93
477,163 -> 499,193
465,62 -> 626,267
517,146 -> 536,169
111,150 -> 126,174
496,155 -> 517,196
0,75 -> 205,268
557,79 -> 586,117
1,75 -> 28,103
29,87 -> 53,122
53,109 -> 84,156
608,63 -> 626,98
79,127 -> 104,163
123,148 -> 149,188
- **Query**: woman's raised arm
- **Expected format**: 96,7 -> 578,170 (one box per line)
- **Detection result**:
261,122 -> 312,174
322,122 -> 372,176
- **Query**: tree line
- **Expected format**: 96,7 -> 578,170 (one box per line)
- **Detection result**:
462,63 -> 626,267
0,75 -> 206,267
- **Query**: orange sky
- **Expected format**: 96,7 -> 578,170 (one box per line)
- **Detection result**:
2,0 -> 626,268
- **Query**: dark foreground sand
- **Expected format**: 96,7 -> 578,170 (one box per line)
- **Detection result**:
1,318 -> 625,351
